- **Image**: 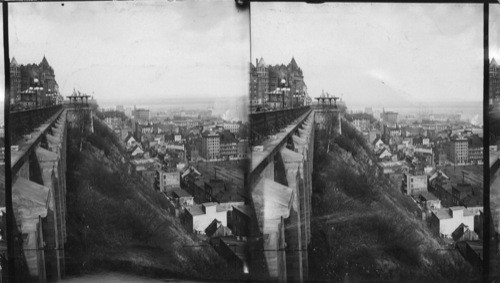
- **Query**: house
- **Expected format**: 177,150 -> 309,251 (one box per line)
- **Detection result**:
402,138 -> 412,147
155,169 -> 180,192
185,202 -> 228,234
417,191 -> 441,211
403,172 -> 427,195
128,144 -> 144,158
452,183 -> 473,205
204,179 -> 226,203
376,147 -> 392,160
372,137 -> 385,150
205,219 -> 233,238
171,188 -> 194,207
430,206 -> 475,238
368,130 -> 380,144
451,223 -> 479,242
231,205 -> 258,237
121,128 -> 132,141
124,133 -> 137,149
429,170 -> 449,187
130,158 -> 161,186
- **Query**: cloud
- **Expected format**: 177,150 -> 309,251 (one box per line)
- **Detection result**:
491,4 -> 500,60
251,3 -> 483,107
8,0 -> 249,103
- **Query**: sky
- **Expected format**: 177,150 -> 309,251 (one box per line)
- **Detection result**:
7,0 -> 249,106
491,4 -> 500,60
0,5 -> 3,106
251,3 -> 484,111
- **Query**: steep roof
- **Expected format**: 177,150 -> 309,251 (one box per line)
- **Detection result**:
257,57 -> 267,68
40,55 -> 50,67
372,137 -> 383,146
491,58 -> 498,67
205,219 -> 232,238
10,57 -> 18,67
124,133 -> 136,143
289,57 -> 299,70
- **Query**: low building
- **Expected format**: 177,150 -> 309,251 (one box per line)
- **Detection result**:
430,206 -> 475,238
451,223 -> 479,242
231,205 -> 256,237
130,158 -> 161,186
403,172 -> 428,195
417,191 -> 441,211
468,146 -> 483,165
376,147 -> 392,161
377,161 -> 409,175
128,144 -> 144,158
171,188 -> 194,207
124,133 -> 137,149
237,139 -> 249,159
155,169 -> 180,193
223,122 -> 240,134
452,183 -> 473,206
205,219 -> 233,238
185,203 -> 228,234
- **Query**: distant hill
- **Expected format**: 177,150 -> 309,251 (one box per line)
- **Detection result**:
64,112 -> 240,280
308,118 -> 477,282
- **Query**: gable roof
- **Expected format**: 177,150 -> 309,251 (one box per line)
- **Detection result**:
429,170 -> 449,183
372,137 -> 383,146
451,223 -> 478,242
129,144 -> 144,155
124,133 -> 136,143
205,219 -> 232,238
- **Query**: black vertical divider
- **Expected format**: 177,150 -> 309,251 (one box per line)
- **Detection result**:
483,2 -> 490,282
2,2 -> 14,282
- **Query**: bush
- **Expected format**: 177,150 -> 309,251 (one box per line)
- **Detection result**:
65,111 -> 242,280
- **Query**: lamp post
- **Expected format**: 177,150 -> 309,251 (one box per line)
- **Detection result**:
293,90 -> 301,108
279,79 -> 289,110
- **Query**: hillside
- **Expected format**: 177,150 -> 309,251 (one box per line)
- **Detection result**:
64,116 -> 241,280
308,119 -> 477,282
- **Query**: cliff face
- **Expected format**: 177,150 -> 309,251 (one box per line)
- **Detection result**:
64,116 -> 239,280
308,119 -> 475,282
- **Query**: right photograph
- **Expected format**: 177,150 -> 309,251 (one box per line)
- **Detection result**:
248,2 -> 484,282
489,3 -> 500,281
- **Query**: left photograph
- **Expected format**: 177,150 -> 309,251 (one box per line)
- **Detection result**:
3,1 -> 250,282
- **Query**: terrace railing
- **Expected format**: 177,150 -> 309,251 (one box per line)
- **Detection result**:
250,106 -> 310,145
10,104 -> 63,144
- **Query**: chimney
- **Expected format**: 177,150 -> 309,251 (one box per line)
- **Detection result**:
450,207 -> 464,219
203,203 -> 217,215
256,58 -> 258,66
